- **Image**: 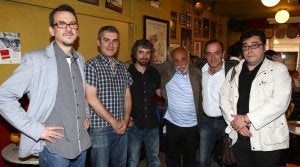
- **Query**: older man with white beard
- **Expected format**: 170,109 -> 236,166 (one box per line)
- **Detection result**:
160,47 -> 202,167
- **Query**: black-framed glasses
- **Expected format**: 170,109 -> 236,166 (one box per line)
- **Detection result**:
242,43 -> 263,51
53,22 -> 78,30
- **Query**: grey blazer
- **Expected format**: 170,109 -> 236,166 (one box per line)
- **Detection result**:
0,42 -> 86,157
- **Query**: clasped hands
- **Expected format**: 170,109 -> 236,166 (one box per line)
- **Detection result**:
230,114 -> 252,137
112,118 -> 130,136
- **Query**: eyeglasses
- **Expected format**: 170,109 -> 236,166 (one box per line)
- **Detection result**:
242,43 -> 263,51
205,51 -> 222,57
53,22 -> 78,30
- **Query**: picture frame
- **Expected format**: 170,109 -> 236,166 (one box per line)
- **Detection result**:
179,13 -> 186,25
194,18 -> 202,37
210,21 -> 217,39
186,12 -> 192,28
78,0 -> 99,5
193,40 -> 202,57
143,15 -> 169,64
181,28 -> 192,53
170,11 -> 177,39
203,18 -> 210,38
105,0 -> 122,13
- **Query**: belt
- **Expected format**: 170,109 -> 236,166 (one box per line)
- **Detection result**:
203,113 -> 224,120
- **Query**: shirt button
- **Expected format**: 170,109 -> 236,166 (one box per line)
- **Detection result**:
144,99 -> 147,102
75,90 -> 77,93
145,115 -> 148,118
78,117 -> 80,119
145,107 -> 147,110
77,104 -> 79,106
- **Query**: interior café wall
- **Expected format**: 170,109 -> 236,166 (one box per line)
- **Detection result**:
0,0 -> 134,84
0,0 -> 133,166
170,0 -> 223,56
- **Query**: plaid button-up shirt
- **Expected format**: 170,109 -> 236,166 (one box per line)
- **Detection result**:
85,55 -> 132,128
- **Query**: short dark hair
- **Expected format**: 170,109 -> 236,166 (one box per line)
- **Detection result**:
49,4 -> 77,27
131,39 -> 154,63
204,39 -> 224,53
228,40 -> 242,58
240,28 -> 266,44
265,50 -> 277,60
98,26 -> 119,40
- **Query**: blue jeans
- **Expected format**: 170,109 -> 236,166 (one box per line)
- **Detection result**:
199,116 -> 226,167
127,124 -> 160,167
39,147 -> 87,167
89,126 -> 128,167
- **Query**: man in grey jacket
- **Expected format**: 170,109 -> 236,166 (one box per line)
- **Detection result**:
0,4 -> 91,167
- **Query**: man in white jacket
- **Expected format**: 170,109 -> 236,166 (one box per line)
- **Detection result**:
219,28 -> 291,167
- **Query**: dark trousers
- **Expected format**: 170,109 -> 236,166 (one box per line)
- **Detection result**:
233,139 -> 281,167
165,120 -> 199,167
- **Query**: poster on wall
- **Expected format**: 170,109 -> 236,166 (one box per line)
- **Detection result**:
0,32 -> 21,64
143,16 -> 169,64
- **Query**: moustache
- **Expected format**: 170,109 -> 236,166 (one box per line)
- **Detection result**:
63,32 -> 74,36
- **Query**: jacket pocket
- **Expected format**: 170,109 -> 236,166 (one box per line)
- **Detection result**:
261,121 -> 289,145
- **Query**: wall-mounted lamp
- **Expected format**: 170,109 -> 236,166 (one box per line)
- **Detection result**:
261,0 -> 280,7
275,9 -> 290,23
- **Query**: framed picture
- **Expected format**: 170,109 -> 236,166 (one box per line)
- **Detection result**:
210,21 -> 217,39
203,18 -> 210,38
143,15 -> 169,64
193,41 -> 202,57
105,0 -> 122,13
186,12 -> 192,28
170,11 -> 177,39
179,13 -> 186,25
181,28 -> 192,53
78,0 -> 99,5
217,25 -> 222,40
194,18 -> 202,37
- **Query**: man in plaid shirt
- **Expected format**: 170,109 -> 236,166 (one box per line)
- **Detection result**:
85,25 -> 132,167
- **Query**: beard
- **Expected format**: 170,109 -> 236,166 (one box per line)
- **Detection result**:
137,58 -> 150,66
175,65 -> 189,74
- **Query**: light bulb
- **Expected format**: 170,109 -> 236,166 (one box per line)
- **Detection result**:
261,0 -> 280,7
275,10 -> 290,23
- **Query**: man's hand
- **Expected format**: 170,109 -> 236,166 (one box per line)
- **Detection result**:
237,126 -> 252,137
230,114 -> 249,131
41,126 -> 64,142
83,117 -> 90,130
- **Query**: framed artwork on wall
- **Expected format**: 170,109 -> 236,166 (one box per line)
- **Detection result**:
143,15 -> 169,64
170,11 -> 177,39
203,18 -> 210,38
78,0 -> 99,5
181,28 -> 192,53
210,21 -> 217,39
105,0 -> 122,13
193,40 -> 202,57
179,13 -> 186,25
194,18 -> 202,37
186,12 -> 192,28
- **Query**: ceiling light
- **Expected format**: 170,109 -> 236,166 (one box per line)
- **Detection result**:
193,1 -> 205,15
275,9 -> 290,23
261,0 -> 280,7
